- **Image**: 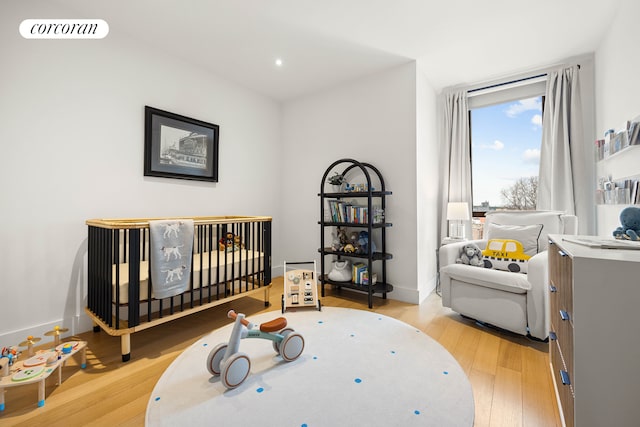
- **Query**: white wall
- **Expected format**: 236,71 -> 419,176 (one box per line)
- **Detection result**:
594,0 -> 640,235
416,63 -> 440,298
281,62 -> 434,303
0,3 -> 282,345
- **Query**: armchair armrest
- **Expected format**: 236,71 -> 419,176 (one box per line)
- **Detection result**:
526,250 -> 549,340
439,239 -> 486,267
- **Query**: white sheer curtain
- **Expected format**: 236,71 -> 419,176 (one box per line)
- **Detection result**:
538,65 -> 584,216
439,90 -> 472,241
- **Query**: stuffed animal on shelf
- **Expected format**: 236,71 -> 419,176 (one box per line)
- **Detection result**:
357,231 -> 375,254
613,206 -> 640,241
348,231 -> 361,253
330,230 -> 342,251
456,243 -> 484,267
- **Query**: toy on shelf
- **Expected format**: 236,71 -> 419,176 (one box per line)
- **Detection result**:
206,310 -> 304,389
19,335 -> 42,357
44,326 -> 69,346
282,261 -> 321,313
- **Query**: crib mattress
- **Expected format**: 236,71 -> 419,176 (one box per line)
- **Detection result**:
111,249 -> 265,304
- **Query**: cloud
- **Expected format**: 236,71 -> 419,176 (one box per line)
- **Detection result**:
492,140 -> 505,150
522,148 -> 540,163
505,97 -> 542,118
480,139 -> 504,150
531,114 -> 542,127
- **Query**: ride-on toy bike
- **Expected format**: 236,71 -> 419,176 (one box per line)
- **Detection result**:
206,310 -> 305,389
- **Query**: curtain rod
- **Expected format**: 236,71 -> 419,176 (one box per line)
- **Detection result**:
467,73 -> 547,95
467,64 -> 581,96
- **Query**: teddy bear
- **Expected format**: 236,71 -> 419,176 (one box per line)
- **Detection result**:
613,206 -> 640,241
348,231 -> 362,253
218,233 -> 245,252
456,243 -> 484,267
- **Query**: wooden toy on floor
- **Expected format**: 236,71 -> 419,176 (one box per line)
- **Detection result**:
282,261 -> 321,313
44,326 -> 69,346
206,310 -> 304,389
0,339 -> 87,412
19,336 -> 42,358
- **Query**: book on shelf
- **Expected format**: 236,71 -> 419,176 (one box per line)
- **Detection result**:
326,199 -> 383,224
596,177 -> 639,205
595,139 -> 605,161
612,130 -> 627,154
351,262 -> 378,285
628,120 -> 640,146
352,262 -> 367,284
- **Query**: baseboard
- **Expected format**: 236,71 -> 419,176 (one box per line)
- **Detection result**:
1,318 -> 72,350
272,265 -> 284,280
273,264 -> 434,306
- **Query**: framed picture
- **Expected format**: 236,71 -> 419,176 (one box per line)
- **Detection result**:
144,106 -> 219,182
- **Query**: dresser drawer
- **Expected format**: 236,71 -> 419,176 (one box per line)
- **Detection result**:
551,319 -> 574,389
549,242 -> 573,321
558,248 -> 573,324
550,339 -> 574,427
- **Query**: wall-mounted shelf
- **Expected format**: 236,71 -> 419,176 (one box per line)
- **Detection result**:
596,126 -> 640,235
597,142 -> 640,163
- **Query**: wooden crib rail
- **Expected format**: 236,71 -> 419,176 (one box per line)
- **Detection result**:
86,216 -> 272,229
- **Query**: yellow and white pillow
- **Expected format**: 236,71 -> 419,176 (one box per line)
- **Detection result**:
482,238 -> 531,274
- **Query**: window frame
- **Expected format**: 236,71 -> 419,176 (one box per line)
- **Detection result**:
468,91 -> 545,218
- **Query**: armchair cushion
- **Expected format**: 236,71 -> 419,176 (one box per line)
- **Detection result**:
441,263 -> 531,294
485,223 -> 543,256
484,210 -> 576,251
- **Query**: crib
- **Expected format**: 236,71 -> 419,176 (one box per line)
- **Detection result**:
86,216 -> 272,362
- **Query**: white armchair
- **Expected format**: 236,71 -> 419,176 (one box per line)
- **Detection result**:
439,211 -> 578,340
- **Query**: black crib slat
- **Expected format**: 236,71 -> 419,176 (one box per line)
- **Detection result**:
114,230 -> 120,329
87,227 -> 96,319
127,229 -> 141,328
252,222 -> 257,289
231,223 -> 236,296
264,221 -> 271,286
207,224 -> 213,303
217,224 -> 222,299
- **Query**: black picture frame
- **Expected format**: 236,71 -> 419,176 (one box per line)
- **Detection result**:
144,106 -> 219,182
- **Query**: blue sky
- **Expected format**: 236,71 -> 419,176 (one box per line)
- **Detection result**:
470,97 -> 542,207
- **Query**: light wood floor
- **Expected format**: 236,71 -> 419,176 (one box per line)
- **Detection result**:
1,278 -> 561,426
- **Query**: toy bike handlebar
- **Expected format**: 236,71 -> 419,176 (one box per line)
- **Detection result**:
227,310 -> 254,329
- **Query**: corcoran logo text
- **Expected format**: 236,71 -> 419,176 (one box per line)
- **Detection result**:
20,19 -> 109,39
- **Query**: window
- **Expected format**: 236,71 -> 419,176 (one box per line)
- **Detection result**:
469,95 -> 543,237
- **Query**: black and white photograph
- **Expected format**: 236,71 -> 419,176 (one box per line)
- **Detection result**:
144,106 -> 219,182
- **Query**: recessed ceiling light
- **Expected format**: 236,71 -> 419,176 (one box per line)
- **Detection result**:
275,58 -> 283,67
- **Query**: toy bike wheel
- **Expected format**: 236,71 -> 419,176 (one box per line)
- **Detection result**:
273,328 -> 294,353
280,332 -> 304,362
221,352 -> 251,389
206,343 -> 228,376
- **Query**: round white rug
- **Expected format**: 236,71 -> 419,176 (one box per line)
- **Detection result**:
146,307 -> 474,426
